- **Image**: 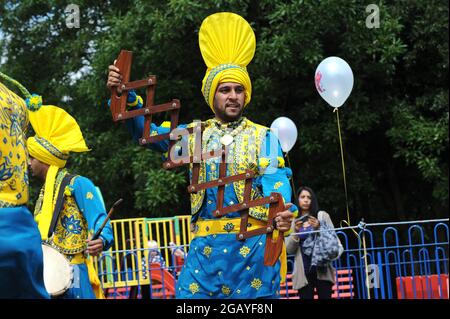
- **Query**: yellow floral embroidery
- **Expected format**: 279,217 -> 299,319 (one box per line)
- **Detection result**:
64,186 -> 72,196
259,157 -> 270,168
239,246 -> 251,258
86,192 -> 94,200
189,283 -> 199,295
203,246 -> 212,258
188,119 -> 268,218
277,156 -> 285,168
0,82 -> 29,207
274,181 -> 283,190
34,171 -> 88,255
222,285 -> 231,296
251,278 -> 262,290
246,266 -> 251,271
259,156 -> 285,169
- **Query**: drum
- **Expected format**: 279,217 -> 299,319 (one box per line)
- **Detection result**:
41,243 -> 73,297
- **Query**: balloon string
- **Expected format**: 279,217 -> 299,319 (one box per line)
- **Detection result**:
335,108 -> 352,229
362,229 -> 371,299
285,152 -> 299,208
335,107 -> 370,295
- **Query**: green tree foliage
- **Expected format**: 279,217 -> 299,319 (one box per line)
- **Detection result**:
1,0 -> 447,222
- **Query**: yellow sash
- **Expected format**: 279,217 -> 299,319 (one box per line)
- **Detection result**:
70,253 -> 105,299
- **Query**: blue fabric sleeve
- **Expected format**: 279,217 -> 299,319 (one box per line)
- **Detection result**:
125,113 -> 172,153
258,131 -> 298,214
72,176 -> 114,251
108,90 -> 187,154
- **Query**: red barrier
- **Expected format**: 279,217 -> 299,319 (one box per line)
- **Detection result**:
396,274 -> 449,299
280,269 -> 354,299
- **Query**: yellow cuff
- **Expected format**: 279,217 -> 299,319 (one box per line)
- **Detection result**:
127,95 -> 143,108
161,121 -> 171,128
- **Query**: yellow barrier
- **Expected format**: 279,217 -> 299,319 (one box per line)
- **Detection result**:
95,215 -> 192,289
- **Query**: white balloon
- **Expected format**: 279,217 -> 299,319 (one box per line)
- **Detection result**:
270,117 -> 298,153
315,56 -> 354,108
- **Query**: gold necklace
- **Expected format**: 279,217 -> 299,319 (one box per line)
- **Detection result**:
211,117 -> 247,146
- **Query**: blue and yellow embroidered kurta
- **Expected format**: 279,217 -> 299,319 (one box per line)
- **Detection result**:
34,169 -> 114,299
0,81 -> 49,298
124,92 -> 297,298
0,81 -> 29,206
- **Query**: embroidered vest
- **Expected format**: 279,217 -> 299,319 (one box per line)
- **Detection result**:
188,118 -> 270,220
34,170 -> 88,255
0,82 -> 29,207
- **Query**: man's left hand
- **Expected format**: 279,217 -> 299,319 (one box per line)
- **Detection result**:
274,203 -> 294,232
86,238 -> 104,256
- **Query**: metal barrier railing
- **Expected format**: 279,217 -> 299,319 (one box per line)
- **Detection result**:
95,217 -> 449,299
94,215 -> 192,289
329,219 -> 449,299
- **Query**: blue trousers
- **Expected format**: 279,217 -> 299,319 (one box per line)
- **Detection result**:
0,206 -> 49,299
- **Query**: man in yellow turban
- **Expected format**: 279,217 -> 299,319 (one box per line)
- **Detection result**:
25,93 -> 114,299
107,12 -> 297,298
0,73 -> 49,298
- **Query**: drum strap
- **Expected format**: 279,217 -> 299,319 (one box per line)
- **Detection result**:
47,173 -> 75,238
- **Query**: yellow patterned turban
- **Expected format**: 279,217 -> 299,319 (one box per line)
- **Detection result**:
27,105 -> 89,168
27,104 -> 89,240
199,12 -> 256,111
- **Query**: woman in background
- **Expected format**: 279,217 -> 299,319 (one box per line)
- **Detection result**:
286,186 -> 337,299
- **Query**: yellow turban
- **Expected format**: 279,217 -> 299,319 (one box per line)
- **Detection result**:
26,104 -> 89,240
199,12 -> 256,111
27,105 -> 89,167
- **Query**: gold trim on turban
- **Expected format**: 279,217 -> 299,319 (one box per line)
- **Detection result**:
27,136 -> 68,168
199,12 -> 256,111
